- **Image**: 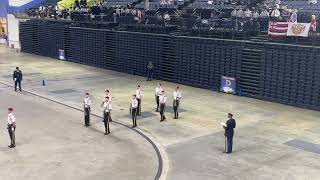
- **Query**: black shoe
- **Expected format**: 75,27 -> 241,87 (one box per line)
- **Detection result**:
104,132 -> 110,135
160,120 -> 164,122
8,145 -> 15,148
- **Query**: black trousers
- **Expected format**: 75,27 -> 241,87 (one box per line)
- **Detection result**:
84,107 -> 90,126
160,104 -> 166,121
226,136 -> 233,153
104,112 -> 110,134
15,80 -> 21,91
147,70 -> 153,81
8,125 -> 15,146
137,98 -> 141,115
131,107 -> 137,127
173,100 -> 180,118
156,96 -> 160,111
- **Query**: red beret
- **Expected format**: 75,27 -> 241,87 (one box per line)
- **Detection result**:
8,107 -> 13,111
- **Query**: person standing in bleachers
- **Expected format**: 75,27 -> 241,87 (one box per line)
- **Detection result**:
159,90 -> 167,122
173,86 -> 182,119
13,67 -> 23,92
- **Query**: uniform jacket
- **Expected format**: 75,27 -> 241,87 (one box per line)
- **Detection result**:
225,118 -> 236,137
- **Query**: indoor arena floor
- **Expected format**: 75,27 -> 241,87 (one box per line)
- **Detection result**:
1,45 -> 320,180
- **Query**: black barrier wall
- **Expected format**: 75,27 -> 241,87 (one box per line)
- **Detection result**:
19,20 -> 320,111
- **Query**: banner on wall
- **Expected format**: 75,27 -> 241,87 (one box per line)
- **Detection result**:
220,76 -> 236,94
59,49 -> 65,60
0,18 -> 7,43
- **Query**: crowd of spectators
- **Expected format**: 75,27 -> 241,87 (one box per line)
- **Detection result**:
26,0 -> 318,33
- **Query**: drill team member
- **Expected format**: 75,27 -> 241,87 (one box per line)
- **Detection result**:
83,92 -> 91,127
7,107 -> 16,148
131,94 -> 138,128
102,96 -> 112,135
135,85 -> 142,115
13,67 -> 23,92
105,89 -> 113,121
173,86 -> 182,119
224,113 -> 236,154
159,90 -> 167,122
155,83 -> 163,112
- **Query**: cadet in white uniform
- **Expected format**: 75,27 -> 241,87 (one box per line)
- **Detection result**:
135,85 -> 142,115
105,89 -> 113,121
131,94 -> 139,128
173,86 -> 182,119
155,83 -> 163,112
102,96 -> 112,135
159,90 -> 167,122
83,92 -> 92,127
7,107 -> 16,148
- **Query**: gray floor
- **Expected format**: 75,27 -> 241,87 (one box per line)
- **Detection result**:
0,85 -> 157,180
1,46 -> 320,180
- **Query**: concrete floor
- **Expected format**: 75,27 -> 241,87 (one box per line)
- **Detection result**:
1,45 -> 320,180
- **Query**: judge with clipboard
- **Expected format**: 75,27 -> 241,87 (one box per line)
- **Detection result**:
221,113 -> 236,154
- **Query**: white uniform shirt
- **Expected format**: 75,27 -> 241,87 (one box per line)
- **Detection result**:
155,86 -> 163,96
131,98 -> 138,108
7,113 -> 16,125
84,97 -> 91,108
106,93 -> 112,101
103,100 -> 112,112
173,91 -> 182,100
159,95 -> 167,104
135,89 -> 142,99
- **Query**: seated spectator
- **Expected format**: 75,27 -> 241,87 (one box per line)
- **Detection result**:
74,0 -> 81,10
308,0 -> 317,4
208,0 -> 214,5
236,9 -> 244,19
260,9 -> 269,18
164,12 -> 170,21
244,8 -> 252,19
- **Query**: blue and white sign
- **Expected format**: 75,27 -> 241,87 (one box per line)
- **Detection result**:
220,76 -> 236,94
59,49 -> 65,60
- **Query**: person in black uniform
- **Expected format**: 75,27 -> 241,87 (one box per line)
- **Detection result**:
13,67 -> 23,92
224,113 -> 236,154
131,94 -> 138,128
147,61 -> 154,81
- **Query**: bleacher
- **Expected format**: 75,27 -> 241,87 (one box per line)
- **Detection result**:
19,19 -> 320,111
281,0 -> 320,11
104,0 -> 138,7
188,0 -> 243,10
